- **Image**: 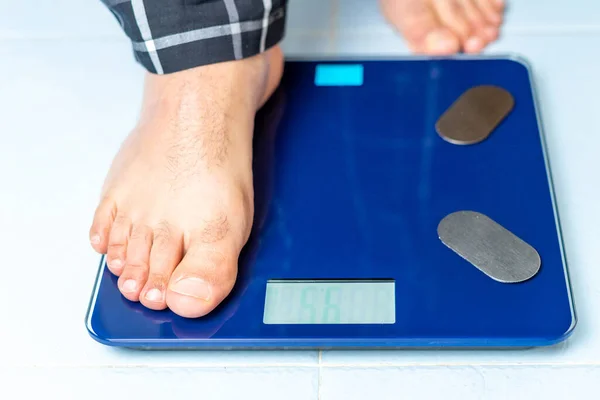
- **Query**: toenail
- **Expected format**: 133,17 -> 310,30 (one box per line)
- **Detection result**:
109,259 -> 123,271
170,277 -> 212,301
145,288 -> 163,302
90,235 -> 101,245
465,37 -> 484,52
425,31 -> 457,52
484,26 -> 498,38
122,279 -> 137,293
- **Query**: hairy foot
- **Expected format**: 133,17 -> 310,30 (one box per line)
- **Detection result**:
89,46 -> 284,318
381,0 -> 505,54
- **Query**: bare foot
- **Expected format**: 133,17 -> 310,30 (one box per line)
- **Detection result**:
381,0 -> 505,54
89,46 -> 284,318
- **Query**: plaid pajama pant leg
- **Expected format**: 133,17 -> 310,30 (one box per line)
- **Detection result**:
101,0 -> 288,74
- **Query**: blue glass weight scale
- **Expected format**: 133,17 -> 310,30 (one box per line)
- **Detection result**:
86,56 -> 576,349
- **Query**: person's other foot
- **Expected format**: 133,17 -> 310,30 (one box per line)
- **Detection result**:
89,46 -> 284,318
381,0 -> 505,55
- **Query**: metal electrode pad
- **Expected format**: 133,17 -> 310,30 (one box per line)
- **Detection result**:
438,211 -> 541,283
436,85 -> 514,144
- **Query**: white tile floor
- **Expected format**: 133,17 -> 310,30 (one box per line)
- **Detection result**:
2,0 -> 600,399
5,367 -> 319,399
319,366 -> 600,399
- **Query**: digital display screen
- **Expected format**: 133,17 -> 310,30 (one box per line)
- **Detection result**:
263,280 -> 395,324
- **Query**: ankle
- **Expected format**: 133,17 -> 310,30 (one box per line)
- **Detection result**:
140,49 -> 282,120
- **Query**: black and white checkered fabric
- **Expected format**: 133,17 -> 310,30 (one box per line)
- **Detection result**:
101,0 -> 288,74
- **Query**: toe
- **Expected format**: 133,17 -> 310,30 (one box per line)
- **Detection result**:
166,244 -> 238,318
457,0 -> 487,30
433,0 -> 472,43
424,28 -> 461,54
118,223 -> 153,301
140,221 -> 184,310
89,196 -> 116,254
481,25 -> 499,41
474,0 -> 504,25
464,36 -> 486,53
381,0 -> 461,54
106,214 -> 131,276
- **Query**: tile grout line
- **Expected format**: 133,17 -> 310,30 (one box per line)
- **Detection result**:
317,360 -> 600,368
317,351 -> 323,400
11,362 -> 319,369
12,360 -> 600,370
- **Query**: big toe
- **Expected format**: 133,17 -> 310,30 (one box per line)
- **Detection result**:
166,245 -> 238,318
424,28 -> 461,54
381,0 -> 460,55
89,196 -> 116,254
